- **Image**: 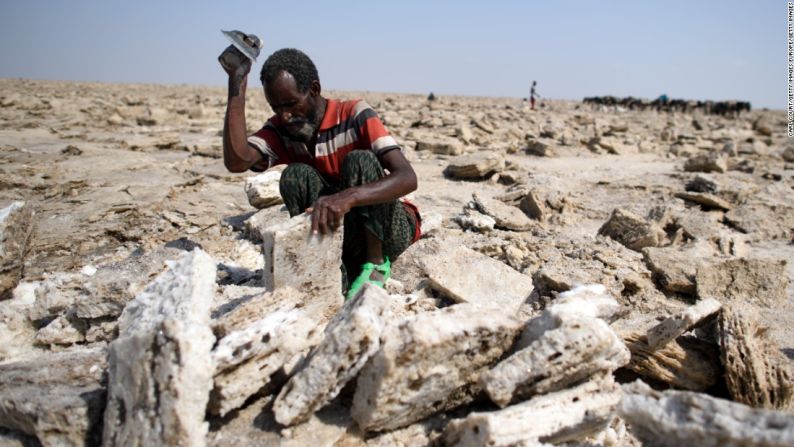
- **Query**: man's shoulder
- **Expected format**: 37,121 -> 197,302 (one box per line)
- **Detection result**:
252,118 -> 281,137
249,120 -> 286,153
333,98 -> 369,117
319,99 -> 383,134
322,99 -> 379,131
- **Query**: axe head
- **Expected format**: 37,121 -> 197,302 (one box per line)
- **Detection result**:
221,30 -> 263,62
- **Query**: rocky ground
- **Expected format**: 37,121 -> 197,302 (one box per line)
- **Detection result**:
1,78 -> 793,446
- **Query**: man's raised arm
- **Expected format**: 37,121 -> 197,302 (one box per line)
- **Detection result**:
219,47 -> 262,172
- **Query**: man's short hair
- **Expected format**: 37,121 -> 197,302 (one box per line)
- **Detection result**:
260,48 -> 319,93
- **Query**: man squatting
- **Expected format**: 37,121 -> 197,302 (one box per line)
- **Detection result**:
220,46 -> 422,299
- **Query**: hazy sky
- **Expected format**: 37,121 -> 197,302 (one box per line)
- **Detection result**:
0,1 -> 783,108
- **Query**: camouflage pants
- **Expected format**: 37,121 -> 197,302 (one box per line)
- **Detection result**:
279,150 -> 417,289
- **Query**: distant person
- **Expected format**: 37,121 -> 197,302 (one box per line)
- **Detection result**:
530,81 -> 541,110
219,46 -> 421,300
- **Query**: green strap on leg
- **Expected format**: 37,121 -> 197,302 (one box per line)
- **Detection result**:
346,257 -> 391,301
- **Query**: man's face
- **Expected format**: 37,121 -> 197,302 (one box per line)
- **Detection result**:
264,71 -> 320,143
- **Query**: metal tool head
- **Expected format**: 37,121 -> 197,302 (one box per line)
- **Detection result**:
221,30 -> 263,62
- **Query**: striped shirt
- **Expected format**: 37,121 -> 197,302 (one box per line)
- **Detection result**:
247,99 -> 400,181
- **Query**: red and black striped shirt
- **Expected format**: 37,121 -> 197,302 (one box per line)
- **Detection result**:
247,99 -> 400,181
247,98 -> 421,241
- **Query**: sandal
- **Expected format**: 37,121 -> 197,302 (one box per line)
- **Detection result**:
346,257 -> 391,300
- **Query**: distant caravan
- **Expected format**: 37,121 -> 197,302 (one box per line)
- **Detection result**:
582,96 -> 751,116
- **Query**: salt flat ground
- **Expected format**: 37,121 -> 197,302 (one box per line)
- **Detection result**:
1,78 -> 792,444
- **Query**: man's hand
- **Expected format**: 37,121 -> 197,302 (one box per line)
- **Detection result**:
307,190 -> 357,235
303,149 -> 417,235
218,46 -> 252,79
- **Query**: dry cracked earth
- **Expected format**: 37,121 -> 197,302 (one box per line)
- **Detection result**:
1,78 -> 793,446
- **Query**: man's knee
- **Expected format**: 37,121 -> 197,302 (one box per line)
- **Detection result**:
279,163 -> 323,217
341,150 -> 382,184
342,150 -> 378,169
279,163 -> 320,198
280,162 -> 317,185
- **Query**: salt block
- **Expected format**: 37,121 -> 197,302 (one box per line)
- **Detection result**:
683,153 -> 727,173
0,347 -> 106,446
103,249 -> 216,447
245,169 -> 283,209
415,136 -> 464,155
445,374 -> 621,447
273,283 -> 392,426
517,284 -> 621,349
351,303 -> 522,433
261,215 -> 343,299
598,208 -> 664,251
482,316 -> 629,407
444,153 -> 505,179
622,332 -> 720,391
674,192 -> 732,211
519,189 -> 549,221
0,201 -> 34,300
525,137 -> 556,157
620,380 -> 794,447
646,298 -> 721,349
546,284 -> 622,321
472,193 -> 534,231
210,287 -> 335,417
422,245 -> 533,312
454,209 -> 496,233
34,314 -> 85,346
696,258 -> 788,308
642,246 -> 705,295
720,303 -> 793,410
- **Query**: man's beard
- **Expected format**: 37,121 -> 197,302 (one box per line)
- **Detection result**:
282,107 -> 318,143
